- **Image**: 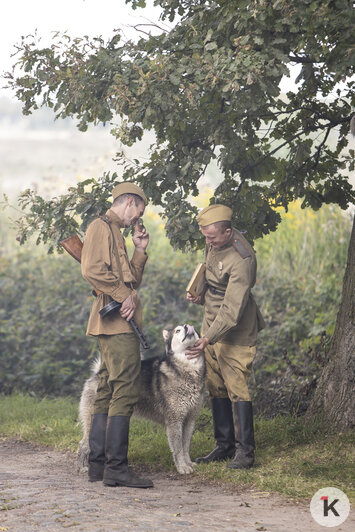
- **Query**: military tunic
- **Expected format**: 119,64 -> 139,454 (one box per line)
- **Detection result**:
81,208 -> 148,416
201,228 -> 265,402
202,228 -> 264,346
81,209 -> 148,336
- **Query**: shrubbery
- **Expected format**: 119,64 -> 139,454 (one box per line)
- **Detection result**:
253,202 -> 352,415
0,203 -> 352,414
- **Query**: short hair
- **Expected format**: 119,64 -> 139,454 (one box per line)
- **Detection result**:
113,193 -> 144,207
213,220 -> 232,232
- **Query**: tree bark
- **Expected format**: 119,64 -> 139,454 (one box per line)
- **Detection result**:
305,214 -> 355,430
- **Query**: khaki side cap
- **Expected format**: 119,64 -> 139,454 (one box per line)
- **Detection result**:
196,204 -> 232,226
112,182 -> 148,205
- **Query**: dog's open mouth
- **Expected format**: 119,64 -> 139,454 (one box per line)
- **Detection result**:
182,324 -> 195,342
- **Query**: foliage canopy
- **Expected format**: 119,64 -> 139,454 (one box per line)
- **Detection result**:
6,0 -> 355,250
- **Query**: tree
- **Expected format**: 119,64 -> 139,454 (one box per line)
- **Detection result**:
306,217 -> 355,430
5,0 -> 355,427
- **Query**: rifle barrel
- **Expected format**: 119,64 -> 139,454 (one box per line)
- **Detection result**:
129,317 -> 150,350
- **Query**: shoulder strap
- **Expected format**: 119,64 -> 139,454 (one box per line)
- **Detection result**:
100,215 -> 126,283
203,245 -> 209,263
232,239 -> 251,259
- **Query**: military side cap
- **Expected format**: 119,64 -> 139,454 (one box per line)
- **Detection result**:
196,204 -> 233,226
112,182 -> 148,205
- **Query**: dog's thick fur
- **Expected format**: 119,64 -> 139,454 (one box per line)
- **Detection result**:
77,324 -> 205,474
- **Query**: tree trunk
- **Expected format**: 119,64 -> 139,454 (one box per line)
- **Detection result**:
305,214 -> 355,430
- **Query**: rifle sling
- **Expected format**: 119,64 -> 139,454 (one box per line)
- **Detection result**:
97,215 -> 133,296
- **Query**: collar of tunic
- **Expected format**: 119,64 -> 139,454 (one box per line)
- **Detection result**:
106,208 -> 124,228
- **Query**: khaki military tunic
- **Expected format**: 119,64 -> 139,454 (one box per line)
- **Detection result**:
202,228 -> 265,346
81,209 -> 148,336
201,228 -> 265,401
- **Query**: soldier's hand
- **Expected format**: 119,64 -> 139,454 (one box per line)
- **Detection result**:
120,294 -> 136,321
186,292 -> 202,305
185,337 -> 209,358
133,221 -> 149,252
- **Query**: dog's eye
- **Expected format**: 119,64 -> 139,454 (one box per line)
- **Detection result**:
175,328 -> 181,334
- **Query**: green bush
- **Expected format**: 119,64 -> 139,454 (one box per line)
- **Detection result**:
0,249 -> 95,395
252,202 -> 352,415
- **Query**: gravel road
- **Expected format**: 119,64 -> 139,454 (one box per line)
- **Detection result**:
0,439 -> 353,531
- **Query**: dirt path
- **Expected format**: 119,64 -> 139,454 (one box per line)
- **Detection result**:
0,439 -> 353,532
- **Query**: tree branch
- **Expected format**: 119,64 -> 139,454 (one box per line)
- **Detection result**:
288,53 -> 317,64
313,126 -> 332,169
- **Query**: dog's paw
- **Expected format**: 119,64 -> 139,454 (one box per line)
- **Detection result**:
184,456 -> 196,468
176,463 -> 194,475
77,445 -> 90,473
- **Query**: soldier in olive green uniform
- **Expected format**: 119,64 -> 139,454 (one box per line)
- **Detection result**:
186,204 -> 265,469
81,182 -> 153,488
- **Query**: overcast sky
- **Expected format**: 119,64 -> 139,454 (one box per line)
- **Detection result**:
0,0 -> 164,98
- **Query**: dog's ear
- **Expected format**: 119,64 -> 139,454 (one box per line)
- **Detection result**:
163,328 -> 174,356
162,329 -> 171,355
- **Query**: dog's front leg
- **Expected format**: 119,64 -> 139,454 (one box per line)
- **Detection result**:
77,422 -> 91,473
77,385 -> 96,473
166,422 -> 194,474
182,414 -> 197,468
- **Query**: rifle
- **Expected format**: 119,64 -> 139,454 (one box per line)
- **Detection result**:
60,235 -> 83,263
60,235 -> 150,349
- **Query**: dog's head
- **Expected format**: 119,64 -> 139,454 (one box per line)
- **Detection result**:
162,324 -> 200,358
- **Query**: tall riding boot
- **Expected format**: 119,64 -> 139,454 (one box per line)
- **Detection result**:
88,413 -> 108,482
228,401 -> 255,469
103,415 -> 153,488
196,398 -> 235,463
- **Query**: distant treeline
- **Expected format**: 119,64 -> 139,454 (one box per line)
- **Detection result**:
0,203 -> 351,416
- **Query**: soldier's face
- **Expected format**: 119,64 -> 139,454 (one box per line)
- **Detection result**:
122,198 -> 145,227
200,224 -> 232,248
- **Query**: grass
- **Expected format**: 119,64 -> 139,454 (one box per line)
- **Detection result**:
0,394 -> 81,452
0,394 -> 354,503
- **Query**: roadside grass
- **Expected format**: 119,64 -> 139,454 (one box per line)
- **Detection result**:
0,394 -> 354,502
0,394 -> 81,451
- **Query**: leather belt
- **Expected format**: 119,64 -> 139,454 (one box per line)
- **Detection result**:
93,282 -> 134,298
93,289 -> 103,297
207,284 -> 226,297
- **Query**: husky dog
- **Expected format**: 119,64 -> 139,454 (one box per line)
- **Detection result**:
77,324 -> 205,475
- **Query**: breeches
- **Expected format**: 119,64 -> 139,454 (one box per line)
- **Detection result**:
93,333 -> 141,417
205,343 -> 256,402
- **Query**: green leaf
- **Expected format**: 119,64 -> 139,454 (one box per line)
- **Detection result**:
205,42 -> 218,51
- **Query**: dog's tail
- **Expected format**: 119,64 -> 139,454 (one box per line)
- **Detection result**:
91,356 -> 101,375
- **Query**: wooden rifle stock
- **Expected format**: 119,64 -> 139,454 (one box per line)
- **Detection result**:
60,235 -> 83,263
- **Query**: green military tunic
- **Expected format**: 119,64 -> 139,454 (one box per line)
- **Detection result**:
202,227 -> 265,346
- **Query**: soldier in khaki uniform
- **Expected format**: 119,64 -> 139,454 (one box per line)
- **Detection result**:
186,204 -> 265,469
81,182 -> 153,488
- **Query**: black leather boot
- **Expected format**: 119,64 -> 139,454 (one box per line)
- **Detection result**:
103,415 -> 153,488
228,401 -> 255,469
196,398 -> 235,463
88,413 -> 107,482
